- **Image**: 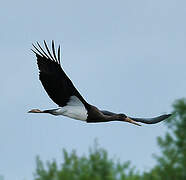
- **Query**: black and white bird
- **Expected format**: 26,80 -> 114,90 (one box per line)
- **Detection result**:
28,41 -> 171,126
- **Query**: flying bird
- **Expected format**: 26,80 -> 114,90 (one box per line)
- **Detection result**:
28,41 -> 171,126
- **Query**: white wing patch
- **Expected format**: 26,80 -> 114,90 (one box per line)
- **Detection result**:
67,96 -> 84,106
55,96 -> 88,121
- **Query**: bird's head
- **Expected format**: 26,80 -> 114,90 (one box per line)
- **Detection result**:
115,113 -> 141,126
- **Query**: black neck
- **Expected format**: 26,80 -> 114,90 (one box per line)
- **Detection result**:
86,115 -> 119,123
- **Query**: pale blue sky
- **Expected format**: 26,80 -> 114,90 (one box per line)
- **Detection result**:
1,0 -> 186,179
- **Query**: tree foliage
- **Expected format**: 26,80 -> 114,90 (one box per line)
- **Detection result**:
143,99 -> 186,180
34,141 -> 139,180
34,99 -> 186,180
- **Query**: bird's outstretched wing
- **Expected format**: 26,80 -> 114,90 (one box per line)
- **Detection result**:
128,114 -> 172,124
32,41 -> 90,109
101,110 -> 171,124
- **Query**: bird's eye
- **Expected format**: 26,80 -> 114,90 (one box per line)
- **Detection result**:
119,114 -> 126,118
122,114 -> 127,118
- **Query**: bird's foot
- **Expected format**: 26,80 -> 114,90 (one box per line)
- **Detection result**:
28,109 -> 43,113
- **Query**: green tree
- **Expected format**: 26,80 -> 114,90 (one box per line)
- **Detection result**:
34,98 -> 186,180
143,99 -> 186,180
34,141 -> 140,180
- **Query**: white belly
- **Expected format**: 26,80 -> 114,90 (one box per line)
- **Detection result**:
56,106 -> 88,121
54,96 -> 88,121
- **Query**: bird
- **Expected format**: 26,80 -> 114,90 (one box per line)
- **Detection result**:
28,40 -> 171,126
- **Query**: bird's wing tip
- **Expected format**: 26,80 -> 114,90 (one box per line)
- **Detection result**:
164,114 -> 172,118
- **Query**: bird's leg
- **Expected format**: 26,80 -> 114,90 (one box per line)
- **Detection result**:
28,108 -> 60,115
28,109 -> 44,113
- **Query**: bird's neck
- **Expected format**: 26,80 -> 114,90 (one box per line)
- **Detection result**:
104,115 -> 120,121
87,114 -> 119,123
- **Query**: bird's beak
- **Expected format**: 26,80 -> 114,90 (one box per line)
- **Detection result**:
125,117 -> 141,126
28,109 -> 43,113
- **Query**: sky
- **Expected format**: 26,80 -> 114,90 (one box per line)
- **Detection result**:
1,0 -> 186,179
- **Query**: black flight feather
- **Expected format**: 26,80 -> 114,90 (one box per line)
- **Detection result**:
32,41 -> 90,109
